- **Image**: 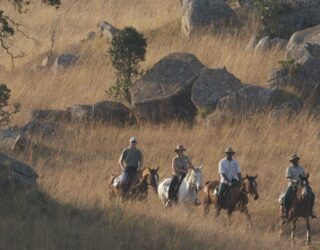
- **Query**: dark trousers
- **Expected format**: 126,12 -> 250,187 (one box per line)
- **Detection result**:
217,182 -> 229,206
168,174 -> 186,201
123,166 -> 137,194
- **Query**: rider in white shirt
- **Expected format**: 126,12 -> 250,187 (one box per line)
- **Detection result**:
217,147 -> 242,207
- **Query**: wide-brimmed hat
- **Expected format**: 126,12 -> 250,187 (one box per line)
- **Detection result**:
290,154 -> 300,162
225,147 -> 235,154
175,144 -> 186,153
129,137 -> 137,143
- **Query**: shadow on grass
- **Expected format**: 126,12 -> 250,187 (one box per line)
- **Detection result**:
0,189 -> 218,250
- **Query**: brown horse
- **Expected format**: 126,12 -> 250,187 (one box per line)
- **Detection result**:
279,174 -> 313,245
202,175 -> 259,227
109,167 -> 159,200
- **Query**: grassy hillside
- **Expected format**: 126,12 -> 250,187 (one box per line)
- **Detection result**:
1,0 -> 319,249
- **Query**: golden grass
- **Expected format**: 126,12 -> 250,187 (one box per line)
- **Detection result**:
0,0 -> 319,249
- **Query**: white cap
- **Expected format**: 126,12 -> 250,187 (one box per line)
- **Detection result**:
129,137 -> 137,143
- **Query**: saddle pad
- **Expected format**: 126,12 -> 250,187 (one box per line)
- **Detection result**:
113,173 -> 126,187
279,191 -> 286,205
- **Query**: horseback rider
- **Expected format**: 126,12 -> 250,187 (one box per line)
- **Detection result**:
282,154 -> 315,219
166,144 -> 199,206
119,137 -> 143,194
217,147 -> 242,207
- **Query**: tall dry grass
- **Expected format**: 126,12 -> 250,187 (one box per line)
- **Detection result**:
0,0 -> 318,249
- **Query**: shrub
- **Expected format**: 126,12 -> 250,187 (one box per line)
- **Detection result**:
0,83 -> 20,128
107,27 -> 147,104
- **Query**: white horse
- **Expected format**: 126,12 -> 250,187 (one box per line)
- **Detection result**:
158,167 -> 203,207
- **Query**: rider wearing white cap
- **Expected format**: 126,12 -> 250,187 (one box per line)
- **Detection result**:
119,137 -> 144,194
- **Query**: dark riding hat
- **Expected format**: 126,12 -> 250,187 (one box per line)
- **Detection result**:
225,147 -> 235,154
290,154 -> 300,162
175,144 -> 186,153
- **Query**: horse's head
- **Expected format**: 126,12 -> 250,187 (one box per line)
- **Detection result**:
243,174 -> 259,200
145,167 -> 160,194
186,166 -> 203,192
298,174 -> 310,199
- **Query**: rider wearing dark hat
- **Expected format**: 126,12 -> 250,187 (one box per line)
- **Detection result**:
166,144 -> 194,206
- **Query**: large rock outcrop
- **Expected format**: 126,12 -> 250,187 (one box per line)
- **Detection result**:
191,67 -> 242,112
239,0 -> 320,38
216,85 -> 301,115
131,53 -> 204,122
0,153 -> 38,188
67,101 -> 135,125
268,25 -> 320,98
181,0 -> 234,37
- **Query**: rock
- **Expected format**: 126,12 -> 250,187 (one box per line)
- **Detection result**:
22,109 -> 71,137
87,31 -> 97,40
0,128 -> 29,152
270,38 -> 288,49
191,67 -> 242,112
31,109 -> 71,122
131,53 -> 204,122
254,36 -> 270,51
97,21 -> 119,41
216,85 -> 300,115
181,0 -> 235,37
268,25 -> 320,98
305,83 -> 320,113
53,53 -> 79,72
67,101 -> 135,125
239,0 -> 320,38
0,153 -> 38,188
270,100 -> 302,119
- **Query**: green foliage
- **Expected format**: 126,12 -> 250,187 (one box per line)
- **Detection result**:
253,0 -> 293,37
0,83 -> 20,128
107,27 -> 147,103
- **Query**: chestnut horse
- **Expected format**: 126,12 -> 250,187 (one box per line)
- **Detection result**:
109,167 -> 159,200
202,175 -> 259,227
279,174 -> 313,245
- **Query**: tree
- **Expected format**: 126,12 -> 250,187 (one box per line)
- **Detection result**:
107,27 -> 147,104
0,0 -> 61,66
0,83 -> 20,128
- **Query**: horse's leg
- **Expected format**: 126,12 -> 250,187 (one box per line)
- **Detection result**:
279,219 -> 286,237
290,218 -> 298,244
242,206 -> 252,229
306,217 -> 311,245
203,196 -> 211,216
226,210 -> 233,226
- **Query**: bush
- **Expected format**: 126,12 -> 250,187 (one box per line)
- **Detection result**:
107,27 -> 147,104
253,0 -> 293,37
0,83 -> 20,128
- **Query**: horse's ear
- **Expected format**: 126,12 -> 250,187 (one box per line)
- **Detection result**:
246,174 -> 249,179
156,166 -> 160,171
254,175 -> 258,179
306,173 -> 309,179
148,167 -> 151,171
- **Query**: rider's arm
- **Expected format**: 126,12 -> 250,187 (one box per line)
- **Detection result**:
237,173 -> 242,181
221,173 -> 231,183
286,167 -> 297,184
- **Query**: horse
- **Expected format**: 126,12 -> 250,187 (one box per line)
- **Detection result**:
202,174 -> 259,227
109,167 -> 160,201
157,166 -> 203,207
279,174 -> 313,245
